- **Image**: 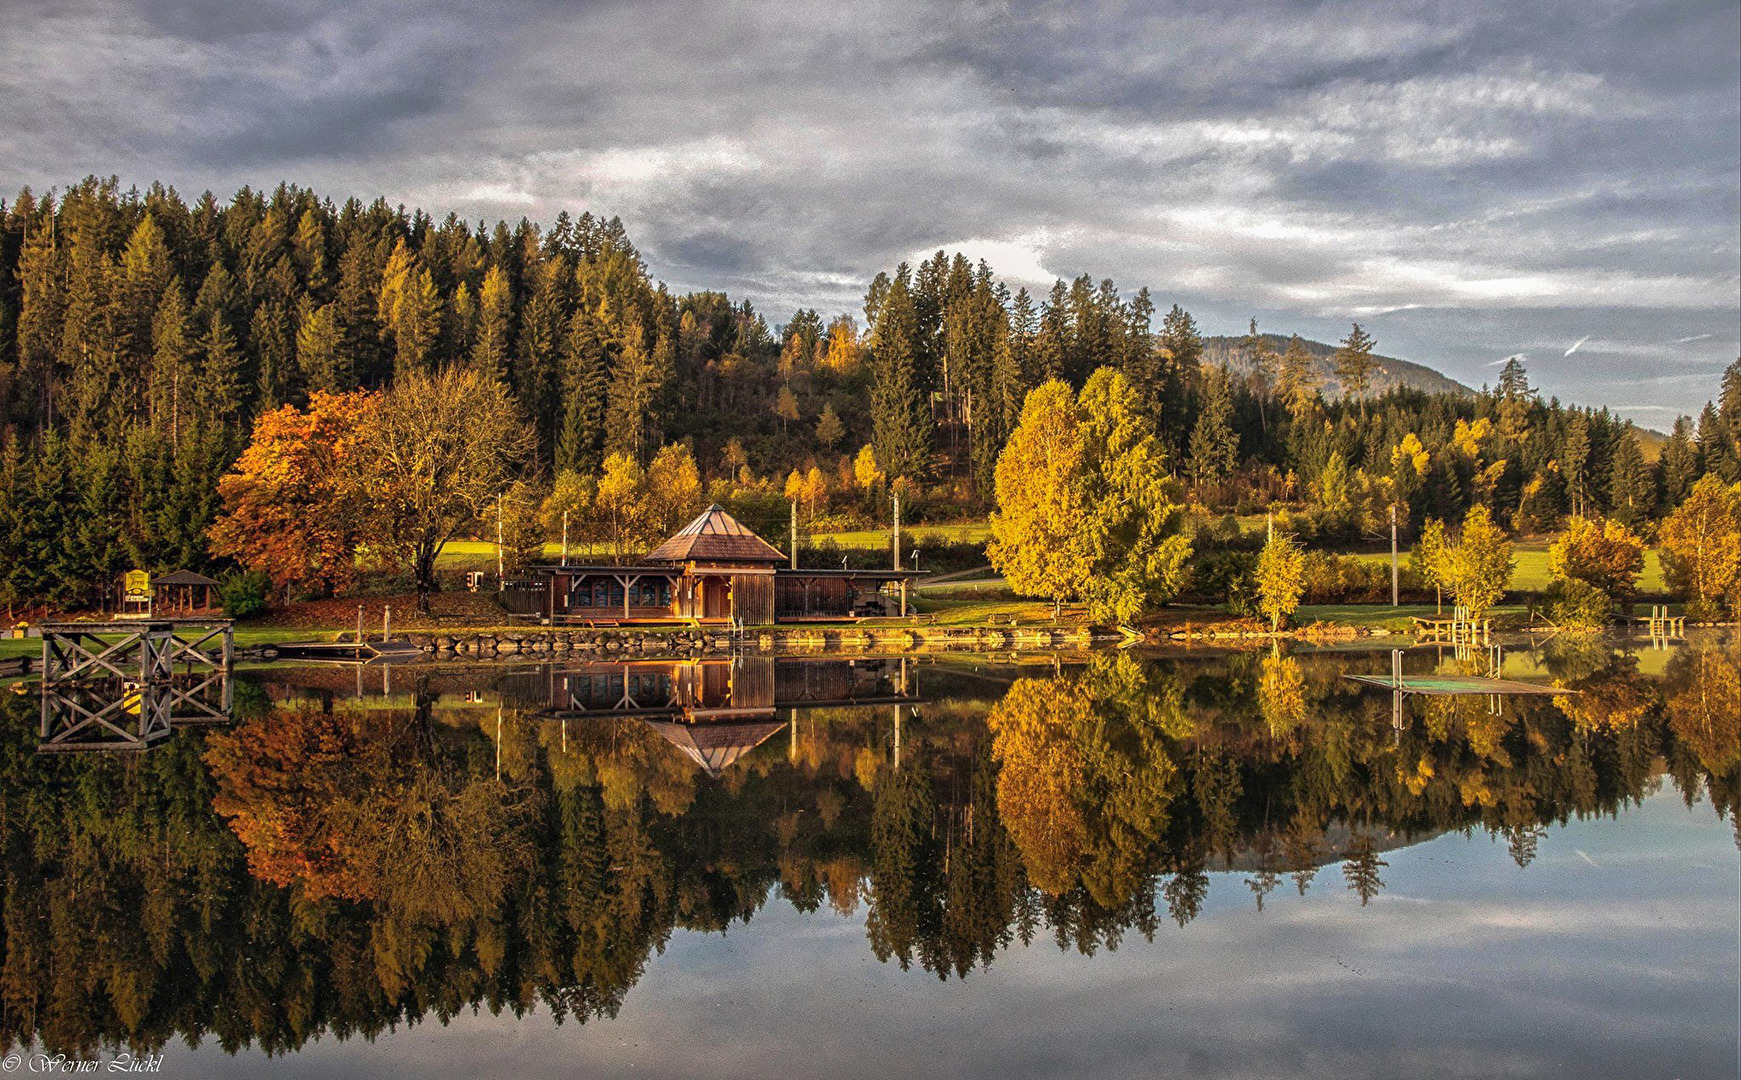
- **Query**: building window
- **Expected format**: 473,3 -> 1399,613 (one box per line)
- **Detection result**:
573,579 -> 591,606
609,584 -> 624,607
593,581 -> 608,606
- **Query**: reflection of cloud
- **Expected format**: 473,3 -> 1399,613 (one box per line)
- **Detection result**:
1,0 -> 1737,416
182,788 -> 1740,1079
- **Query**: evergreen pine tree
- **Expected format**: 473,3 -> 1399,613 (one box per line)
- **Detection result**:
1607,426 -> 1653,526
604,321 -> 667,463
334,240 -> 384,386
1659,415 -> 1702,507
1188,368 -> 1239,495
516,256 -> 569,461
149,279 -> 193,447
295,300 -> 347,394
869,272 -> 932,480
1333,322 -> 1377,417
557,310 -> 608,474
473,264 -> 514,383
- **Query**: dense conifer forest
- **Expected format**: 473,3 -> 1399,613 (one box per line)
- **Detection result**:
0,178 -> 1736,611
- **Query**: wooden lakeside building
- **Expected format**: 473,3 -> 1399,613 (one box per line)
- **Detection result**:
514,505 -> 923,626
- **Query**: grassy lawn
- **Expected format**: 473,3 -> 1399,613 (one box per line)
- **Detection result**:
1295,602 -> 1532,630
432,522 -> 989,570
0,626 -> 324,665
912,595 -> 1083,625
808,522 -> 989,548
1345,542 -> 1666,594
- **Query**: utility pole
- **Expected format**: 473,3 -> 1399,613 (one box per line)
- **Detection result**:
892,492 -> 901,571
561,510 -> 569,567
1390,503 -> 1400,608
790,499 -> 798,570
496,494 -> 505,585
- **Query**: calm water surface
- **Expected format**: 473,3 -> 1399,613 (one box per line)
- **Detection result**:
3,637 -> 1737,1079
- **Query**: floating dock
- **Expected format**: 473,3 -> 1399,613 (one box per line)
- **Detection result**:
266,639 -> 425,663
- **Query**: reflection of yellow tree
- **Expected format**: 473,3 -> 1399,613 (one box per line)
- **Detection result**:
1258,651 -> 1307,737
1666,647 -> 1741,775
1554,662 -> 1658,732
988,679 -> 1088,897
988,674 -> 1178,907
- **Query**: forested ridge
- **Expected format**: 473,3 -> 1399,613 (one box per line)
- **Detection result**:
0,177 -> 1737,611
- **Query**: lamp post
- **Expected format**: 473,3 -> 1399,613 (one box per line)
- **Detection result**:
496,493 -> 505,586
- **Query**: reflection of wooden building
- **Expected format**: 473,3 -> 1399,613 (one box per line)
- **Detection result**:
532,657 -> 922,777
521,505 -> 920,625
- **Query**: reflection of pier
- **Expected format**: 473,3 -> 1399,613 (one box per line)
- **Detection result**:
38,620 -> 234,752
1346,647 -> 1574,730
531,657 -> 924,777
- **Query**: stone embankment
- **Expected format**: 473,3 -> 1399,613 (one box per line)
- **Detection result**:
246,623 -> 1106,661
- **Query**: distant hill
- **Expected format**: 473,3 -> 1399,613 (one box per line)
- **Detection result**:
1203,334 -> 1473,398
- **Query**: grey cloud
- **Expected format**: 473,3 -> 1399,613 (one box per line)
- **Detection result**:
1,0 -> 1735,420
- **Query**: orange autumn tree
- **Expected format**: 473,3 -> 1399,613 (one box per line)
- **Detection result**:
209,390 -> 379,597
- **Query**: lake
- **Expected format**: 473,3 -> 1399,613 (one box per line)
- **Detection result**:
2,637 -> 1736,1079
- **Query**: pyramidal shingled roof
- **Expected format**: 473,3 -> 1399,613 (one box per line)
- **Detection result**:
644,719 -> 787,778
646,504 -> 787,564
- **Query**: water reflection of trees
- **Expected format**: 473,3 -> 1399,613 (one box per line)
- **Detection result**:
0,641 -> 1735,1058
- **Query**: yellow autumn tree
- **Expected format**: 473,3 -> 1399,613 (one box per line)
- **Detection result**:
1546,515 -> 1644,626
1254,530 -> 1306,632
595,453 -> 648,563
853,443 -> 885,500
990,371 -> 1193,622
988,380 -> 1090,615
1658,475 -> 1741,620
644,442 -> 704,540
1443,505 -> 1513,620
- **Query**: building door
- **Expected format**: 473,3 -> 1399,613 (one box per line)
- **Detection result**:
703,577 -> 730,619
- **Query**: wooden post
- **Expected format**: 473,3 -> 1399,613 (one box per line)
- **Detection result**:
1390,503 -> 1399,608
561,510 -> 569,567
357,604 -> 365,645
383,605 -> 391,641
496,495 -> 504,584
790,499 -> 798,570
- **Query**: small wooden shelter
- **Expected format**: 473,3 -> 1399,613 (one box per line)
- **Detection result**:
151,570 -> 221,616
524,505 -> 921,625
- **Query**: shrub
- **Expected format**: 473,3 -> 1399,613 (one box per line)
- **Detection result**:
1299,552 -> 1390,604
219,571 -> 272,618
1546,578 -> 1613,629
1185,549 -> 1257,614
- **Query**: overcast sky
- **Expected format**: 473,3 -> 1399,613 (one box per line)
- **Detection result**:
2,0 -> 1736,425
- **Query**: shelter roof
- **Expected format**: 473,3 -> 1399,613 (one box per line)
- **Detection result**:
646,505 -> 787,564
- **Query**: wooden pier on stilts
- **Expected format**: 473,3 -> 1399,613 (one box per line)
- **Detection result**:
37,620 -> 234,752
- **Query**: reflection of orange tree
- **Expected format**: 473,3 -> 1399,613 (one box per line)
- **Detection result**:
205,705 -> 537,921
